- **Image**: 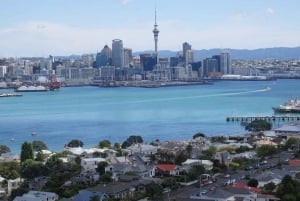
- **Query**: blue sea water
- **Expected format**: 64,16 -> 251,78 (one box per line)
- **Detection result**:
0,79 -> 299,153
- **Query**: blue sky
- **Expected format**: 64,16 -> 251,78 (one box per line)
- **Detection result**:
1,0 -> 300,57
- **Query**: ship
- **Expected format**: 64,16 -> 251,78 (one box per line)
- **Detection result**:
272,97 -> 300,113
0,93 -> 22,97
48,75 -> 61,91
15,85 -> 49,92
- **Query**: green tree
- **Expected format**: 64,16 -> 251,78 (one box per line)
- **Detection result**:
121,135 -> 143,148
67,139 -> 84,147
99,140 -> 111,148
284,137 -> 300,151
21,160 -> 49,179
145,183 -> 163,199
20,141 -> 34,163
185,144 -> 193,158
200,146 -> 216,160
46,154 -> 64,171
32,140 -> 48,151
193,132 -> 206,139
175,151 -> 187,165
35,151 -> 46,162
245,119 -> 272,132
256,145 -> 277,158
0,161 -> 20,179
0,145 -> 10,154
263,182 -> 276,194
96,161 -> 108,175
247,178 -> 258,187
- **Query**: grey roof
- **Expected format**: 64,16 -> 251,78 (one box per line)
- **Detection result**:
273,124 -> 300,132
73,190 -> 108,201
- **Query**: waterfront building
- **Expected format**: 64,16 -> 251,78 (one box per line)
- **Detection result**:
81,54 -> 93,67
95,45 -> 112,68
112,39 -> 124,68
0,65 -> 7,78
140,54 -> 156,71
170,55 -> 185,67
221,51 -> 231,74
212,55 -> 221,72
202,58 -> 219,78
123,48 -> 132,68
182,42 -> 194,66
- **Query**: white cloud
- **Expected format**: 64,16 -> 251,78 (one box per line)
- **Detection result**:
120,0 -> 134,5
265,8 -> 274,15
0,20 -> 299,57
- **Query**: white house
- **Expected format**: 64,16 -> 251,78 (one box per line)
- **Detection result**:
13,191 -> 58,201
81,157 -> 106,171
8,178 -> 23,196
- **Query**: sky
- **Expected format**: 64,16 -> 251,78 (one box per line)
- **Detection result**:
1,0 -> 300,57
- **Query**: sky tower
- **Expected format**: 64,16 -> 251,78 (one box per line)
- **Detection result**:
153,6 -> 159,60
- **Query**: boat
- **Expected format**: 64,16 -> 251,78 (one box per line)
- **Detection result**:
49,75 -> 61,91
272,97 -> 300,113
15,85 -> 49,92
0,93 -> 22,97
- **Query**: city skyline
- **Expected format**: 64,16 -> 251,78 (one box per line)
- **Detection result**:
1,0 -> 300,57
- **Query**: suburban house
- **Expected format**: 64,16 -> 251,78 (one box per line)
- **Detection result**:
8,178 -> 23,196
155,164 -> 179,176
81,157 -> 106,171
125,144 -> 158,155
182,159 -> 213,171
13,191 -> 58,201
73,190 -> 109,201
84,178 -> 153,200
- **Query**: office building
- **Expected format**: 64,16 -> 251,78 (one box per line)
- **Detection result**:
220,52 -> 231,74
112,39 -> 124,68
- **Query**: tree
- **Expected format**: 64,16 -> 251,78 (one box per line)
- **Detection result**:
0,145 -> 10,154
244,119 -> 272,132
32,140 -> 48,151
20,141 -> 34,163
175,151 -> 187,165
45,154 -> 64,170
21,160 -> 49,179
0,161 -> 20,179
99,140 -> 111,148
145,183 -> 163,199
247,178 -> 258,187
263,182 -> 276,194
121,135 -> 143,148
185,144 -> 193,158
96,161 -> 108,175
193,132 -> 206,139
284,137 -> 300,151
67,139 -> 84,147
200,146 -> 216,160
256,145 -> 277,158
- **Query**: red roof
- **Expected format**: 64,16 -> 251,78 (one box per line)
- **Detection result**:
155,164 -> 177,171
234,182 -> 261,193
289,159 -> 300,166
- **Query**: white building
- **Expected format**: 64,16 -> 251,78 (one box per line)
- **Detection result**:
13,191 -> 58,201
81,158 -> 106,171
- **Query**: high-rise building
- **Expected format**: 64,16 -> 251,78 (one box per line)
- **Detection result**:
202,58 -> 218,78
220,51 -> 231,74
123,48 -> 132,68
153,7 -> 159,62
95,45 -> 112,68
112,39 -> 124,68
182,42 -> 193,66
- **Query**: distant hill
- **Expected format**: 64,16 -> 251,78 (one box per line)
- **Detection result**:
134,47 -> 300,61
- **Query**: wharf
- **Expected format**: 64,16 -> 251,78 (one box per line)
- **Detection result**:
226,115 -> 300,123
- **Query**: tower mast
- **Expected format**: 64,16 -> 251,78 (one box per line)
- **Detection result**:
153,5 -> 159,63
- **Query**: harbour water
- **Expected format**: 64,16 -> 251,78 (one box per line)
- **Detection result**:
0,79 -> 299,153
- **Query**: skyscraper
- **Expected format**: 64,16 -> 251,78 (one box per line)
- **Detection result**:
220,51 -> 231,74
182,42 -> 194,66
112,39 -> 124,68
95,45 -> 112,68
153,7 -> 159,61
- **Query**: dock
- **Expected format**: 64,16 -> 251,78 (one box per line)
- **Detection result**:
226,115 -> 300,123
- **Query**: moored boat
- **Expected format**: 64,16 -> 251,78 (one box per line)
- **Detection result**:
272,97 -> 300,113
15,85 -> 49,92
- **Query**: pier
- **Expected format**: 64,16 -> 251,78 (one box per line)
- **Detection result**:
226,115 -> 300,123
